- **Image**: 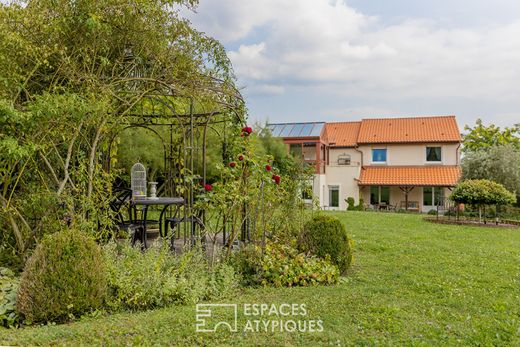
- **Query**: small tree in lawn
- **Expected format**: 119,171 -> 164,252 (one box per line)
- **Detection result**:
451,179 -> 516,223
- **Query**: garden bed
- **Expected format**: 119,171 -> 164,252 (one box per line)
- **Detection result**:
424,216 -> 520,228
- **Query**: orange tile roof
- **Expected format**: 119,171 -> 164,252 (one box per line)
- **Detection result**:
325,121 -> 361,147
357,116 -> 461,144
358,166 -> 461,186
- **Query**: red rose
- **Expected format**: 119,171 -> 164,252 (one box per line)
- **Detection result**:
204,184 -> 213,192
272,174 -> 281,185
265,164 -> 272,171
238,155 -> 244,161
242,126 -> 253,135
229,162 -> 236,168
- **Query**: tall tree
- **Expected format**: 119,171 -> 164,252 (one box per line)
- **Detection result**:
462,119 -> 520,152
461,144 -> 520,204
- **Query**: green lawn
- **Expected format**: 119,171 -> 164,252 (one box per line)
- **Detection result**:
2,212 -> 520,346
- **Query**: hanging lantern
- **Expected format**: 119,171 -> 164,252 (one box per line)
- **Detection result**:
131,162 -> 147,198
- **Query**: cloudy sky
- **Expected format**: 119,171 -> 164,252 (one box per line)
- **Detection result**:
183,0 -> 520,128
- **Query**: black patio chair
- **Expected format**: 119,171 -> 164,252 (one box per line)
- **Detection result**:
109,187 -> 143,245
164,208 -> 205,251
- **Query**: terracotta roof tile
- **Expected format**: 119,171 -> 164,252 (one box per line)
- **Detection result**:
358,166 -> 461,186
357,116 -> 461,144
325,121 -> 361,147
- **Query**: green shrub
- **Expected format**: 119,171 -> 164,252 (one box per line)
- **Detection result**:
0,267 -> 19,327
301,215 -> 353,274
357,198 -> 365,211
346,197 -> 364,211
427,209 -> 438,215
346,197 -> 356,210
17,229 -> 107,323
103,242 -> 238,311
230,243 -> 339,287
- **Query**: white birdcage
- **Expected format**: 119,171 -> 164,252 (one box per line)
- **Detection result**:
131,163 -> 147,198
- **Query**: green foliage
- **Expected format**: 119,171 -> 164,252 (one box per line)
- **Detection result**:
230,243 -> 339,287
451,179 -> 516,206
0,0 -> 245,263
346,197 -> 356,210
463,119 -> 520,152
103,242 -> 238,311
427,209 -> 438,215
196,126 -> 313,258
0,267 -> 19,327
462,144 -> 520,204
301,215 -> 353,274
346,197 -> 364,211
114,127 -> 166,181
358,198 -> 364,211
17,229 -> 107,323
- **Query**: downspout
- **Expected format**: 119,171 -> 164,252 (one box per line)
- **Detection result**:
455,142 -> 461,165
354,145 -> 364,166
354,145 -> 364,204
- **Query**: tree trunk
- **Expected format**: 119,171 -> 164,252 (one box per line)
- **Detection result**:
87,120 -> 106,199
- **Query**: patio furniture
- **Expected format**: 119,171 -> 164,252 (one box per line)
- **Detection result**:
109,187 -> 144,243
399,200 -> 419,212
130,197 -> 184,248
164,210 -> 205,251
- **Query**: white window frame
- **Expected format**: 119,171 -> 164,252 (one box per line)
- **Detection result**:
371,147 -> 388,165
425,146 -> 443,164
328,185 -> 340,209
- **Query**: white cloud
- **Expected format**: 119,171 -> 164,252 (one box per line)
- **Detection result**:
185,0 -> 520,125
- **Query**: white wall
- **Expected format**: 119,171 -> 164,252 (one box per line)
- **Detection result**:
328,148 -> 362,166
358,143 -> 460,166
309,143 -> 459,210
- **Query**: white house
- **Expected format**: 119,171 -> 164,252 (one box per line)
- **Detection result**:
268,115 -> 462,212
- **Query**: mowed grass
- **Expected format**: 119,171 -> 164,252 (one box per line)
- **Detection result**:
2,212 -> 520,346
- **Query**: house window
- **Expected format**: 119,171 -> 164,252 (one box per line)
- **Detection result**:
370,186 -> 390,205
338,154 -> 351,165
434,187 -> 443,205
290,144 -> 302,158
329,186 -> 339,207
372,149 -> 387,162
380,187 -> 390,204
423,187 -> 444,206
426,147 -> 442,162
423,187 -> 432,206
370,186 -> 379,205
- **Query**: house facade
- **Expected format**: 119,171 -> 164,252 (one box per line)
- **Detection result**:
268,116 -> 462,212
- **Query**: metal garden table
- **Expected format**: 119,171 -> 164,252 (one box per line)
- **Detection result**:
131,197 -> 184,248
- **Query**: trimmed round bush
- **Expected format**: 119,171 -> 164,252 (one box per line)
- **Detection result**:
300,215 -> 353,274
17,229 -> 107,323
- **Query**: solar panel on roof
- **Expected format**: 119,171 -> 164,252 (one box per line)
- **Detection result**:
266,122 -> 324,138
279,124 -> 294,137
268,124 -> 284,137
300,123 -> 314,136
289,123 -> 306,137
309,123 -> 323,136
